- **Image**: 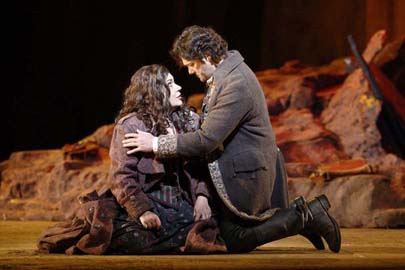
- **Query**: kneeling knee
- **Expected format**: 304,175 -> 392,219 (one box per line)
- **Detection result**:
223,229 -> 258,253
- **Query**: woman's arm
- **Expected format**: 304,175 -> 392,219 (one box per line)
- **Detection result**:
109,122 -> 155,221
184,112 -> 212,221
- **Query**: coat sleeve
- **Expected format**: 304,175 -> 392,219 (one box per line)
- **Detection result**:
109,122 -> 154,220
157,76 -> 252,158
195,180 -> 211,198
194,170 -> 210,198
183,157 -> 211,200
181,111 -> 211,199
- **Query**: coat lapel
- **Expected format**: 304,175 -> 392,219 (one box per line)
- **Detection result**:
206,50 -> 244,113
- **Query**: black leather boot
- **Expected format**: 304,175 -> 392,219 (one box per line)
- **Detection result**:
251,207 -> 307,248
291,196 -> 325,250
252,195 -> 340,253
221,195 -> 340,253
219,207 -> 305,253
305,195 -> 341,253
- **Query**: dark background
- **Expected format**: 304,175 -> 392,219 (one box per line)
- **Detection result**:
2,0 -> 404,161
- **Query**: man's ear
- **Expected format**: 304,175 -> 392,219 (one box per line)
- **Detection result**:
202,56 -> 213,64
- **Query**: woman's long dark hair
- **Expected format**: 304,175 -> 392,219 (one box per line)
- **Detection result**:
115,64 -> 194,135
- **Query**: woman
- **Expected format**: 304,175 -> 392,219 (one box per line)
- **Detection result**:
108,64 -> 214,254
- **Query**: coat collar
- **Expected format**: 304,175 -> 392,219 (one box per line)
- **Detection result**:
212,50 -> 244,87
203,50 -> 244,112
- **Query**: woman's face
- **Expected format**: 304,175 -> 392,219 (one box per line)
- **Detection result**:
166,73 -> 183,107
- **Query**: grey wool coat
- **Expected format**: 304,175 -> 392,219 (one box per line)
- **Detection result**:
157,50 -> 278,221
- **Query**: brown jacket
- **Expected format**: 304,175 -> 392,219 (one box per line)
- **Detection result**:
37,189 -> 119,255
109,112 -> 209,219
158,51 -> 278,221
37,113 -> 219,255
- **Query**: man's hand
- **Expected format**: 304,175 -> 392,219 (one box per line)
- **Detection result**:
194,195 -> 211,221
139,211 -> 161,230
122,130 -> 155,154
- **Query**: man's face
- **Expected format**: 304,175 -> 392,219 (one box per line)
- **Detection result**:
181,57 -> 216,82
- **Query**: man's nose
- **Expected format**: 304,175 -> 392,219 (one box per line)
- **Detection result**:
188,67 -> 195,75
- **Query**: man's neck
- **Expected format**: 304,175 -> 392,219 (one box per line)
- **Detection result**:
206,58 -> 224,85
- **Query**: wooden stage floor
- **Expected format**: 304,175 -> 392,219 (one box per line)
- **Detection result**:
0,221 -> 404,270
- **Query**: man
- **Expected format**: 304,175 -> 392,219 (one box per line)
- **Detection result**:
123,25 -> 341,253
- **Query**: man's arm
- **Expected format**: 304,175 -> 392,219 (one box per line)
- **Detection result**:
123,76 -> 252,158
175,78 -> 252,157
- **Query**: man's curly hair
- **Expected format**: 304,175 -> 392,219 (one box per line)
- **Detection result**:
170,25 -> 228,66
115,64 -> 193,136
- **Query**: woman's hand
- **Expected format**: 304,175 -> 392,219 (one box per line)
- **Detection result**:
194,195 -> 211,221
139,211 -> 162,230
122,130 -> 155,154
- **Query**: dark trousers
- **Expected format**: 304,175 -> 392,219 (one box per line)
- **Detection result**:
218,204 -> 260,253
218,149 -> 294,253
